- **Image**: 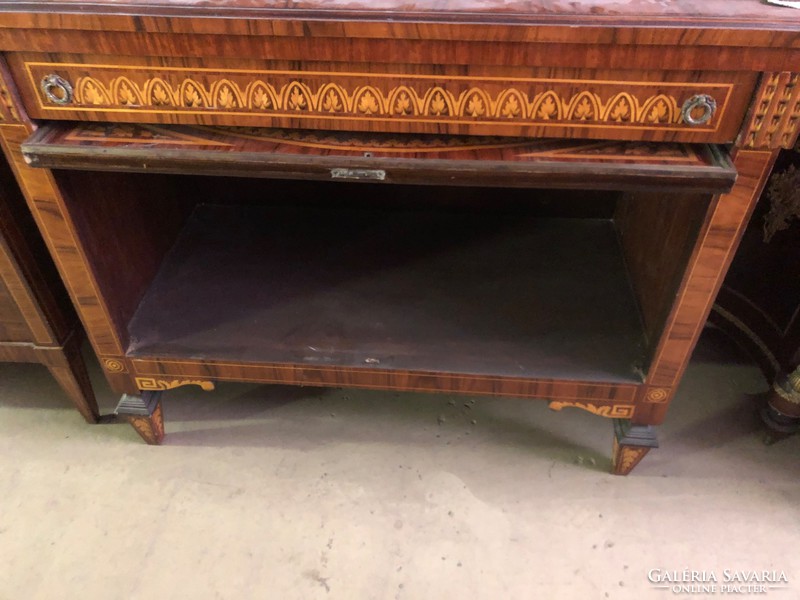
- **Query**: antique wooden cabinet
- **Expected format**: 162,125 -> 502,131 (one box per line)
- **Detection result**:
0,149 -> 97,422
0,0 -> 797,474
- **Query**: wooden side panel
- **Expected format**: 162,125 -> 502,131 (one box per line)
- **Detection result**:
0,137 -> 74,345
615,191 -> 711,354
0,275 -> 32,341
636,149 -> 777,423
0,58 -> 128,363
0,124 -> 124,356
53,170 -> 194,346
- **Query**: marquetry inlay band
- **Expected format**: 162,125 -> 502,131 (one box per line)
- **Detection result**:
613,439 -> 649,473
103,358 -> 126,373
644,388 -> 670,403
135,377 -> 215,392
548,400 -> 635,419
26,63 -> 732,132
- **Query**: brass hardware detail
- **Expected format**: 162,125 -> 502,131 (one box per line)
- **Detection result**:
330,168 -> 386,181
681,94 -> 717,126
41,74 -> 73,105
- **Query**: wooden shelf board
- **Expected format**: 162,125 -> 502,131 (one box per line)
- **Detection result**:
127,202 -> 647,384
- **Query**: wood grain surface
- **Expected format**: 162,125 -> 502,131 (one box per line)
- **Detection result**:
22,122 -> 736,193
12,57 -> 756,143
0,0 -> 797,469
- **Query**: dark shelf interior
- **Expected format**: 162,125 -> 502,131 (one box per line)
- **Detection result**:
126,202 -> 647,383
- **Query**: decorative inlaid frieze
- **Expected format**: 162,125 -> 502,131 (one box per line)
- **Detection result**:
27,63 -> 733,133
548,400 -> 635,418
71,76 -> 685,124
135,377 -> 215,392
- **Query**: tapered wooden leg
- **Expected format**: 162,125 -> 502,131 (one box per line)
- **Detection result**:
612,419 -> 658,475
40,334 -> 99,424
115,391 -> 164,444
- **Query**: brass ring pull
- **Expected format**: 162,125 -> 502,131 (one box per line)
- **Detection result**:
41,74 -> 73,105
681,94 -> 717,126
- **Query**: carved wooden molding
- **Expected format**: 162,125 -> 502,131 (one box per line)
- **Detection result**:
548,400 -> 635,418
742,72 -> 800,150
135,376 -> 215,392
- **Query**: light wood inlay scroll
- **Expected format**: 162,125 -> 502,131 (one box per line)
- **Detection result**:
742,72 -> 800,150
135,376 -> 215,392
548,400 -> 635,419
612,439 -> 650,475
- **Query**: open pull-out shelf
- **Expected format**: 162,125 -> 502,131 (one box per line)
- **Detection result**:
22,122 -> 736,193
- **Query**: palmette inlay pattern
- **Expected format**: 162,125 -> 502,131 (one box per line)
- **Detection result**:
612,440 -> 649,474
49,73 -> 707,128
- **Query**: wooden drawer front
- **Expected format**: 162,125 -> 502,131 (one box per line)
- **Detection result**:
18,59 -> 756,143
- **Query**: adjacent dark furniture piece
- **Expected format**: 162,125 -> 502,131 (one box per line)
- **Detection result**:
0,148 -> 97,422
710,142 -> 800,438
0,0 -> 797,473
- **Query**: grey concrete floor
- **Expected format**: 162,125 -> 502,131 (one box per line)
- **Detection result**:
0,328 -> 798,600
